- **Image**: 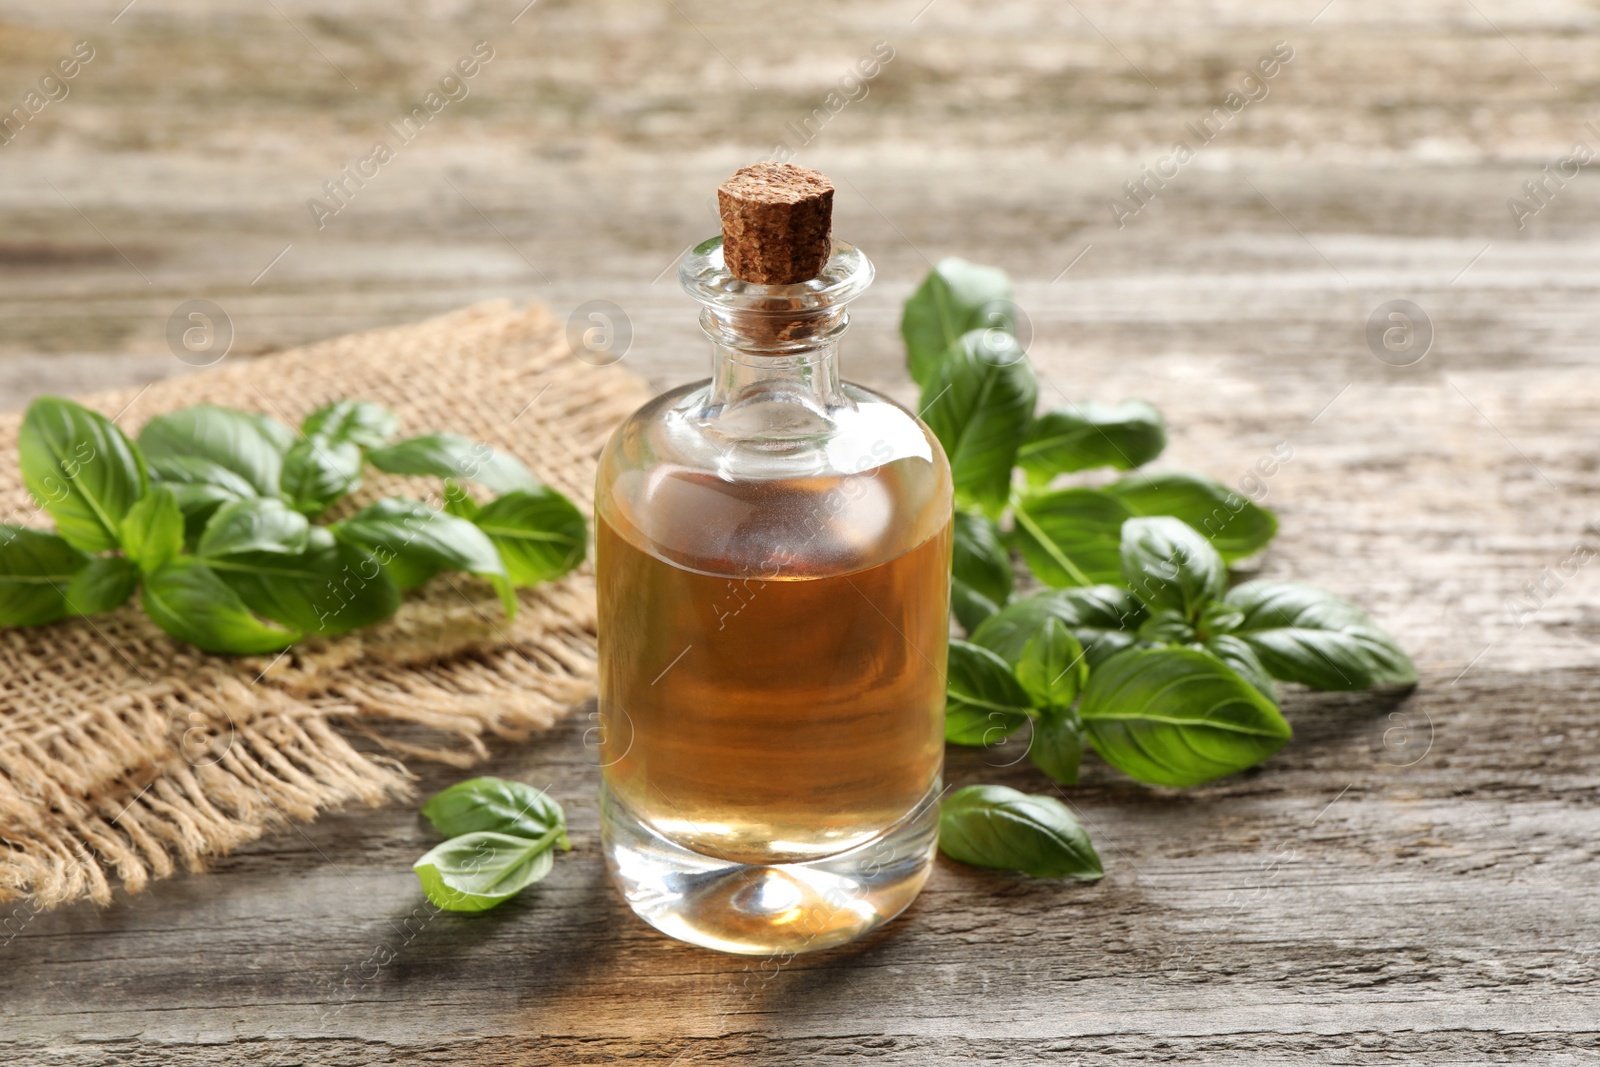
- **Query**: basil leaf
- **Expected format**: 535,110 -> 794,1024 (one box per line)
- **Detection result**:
920,330 -> 1037,516
20,397 -> 148,553
1138,609 -> 1196,645
1105,470 -> 1277,562
1201,633 -> 1278,701
0,525 -> 89,626
950,586 -> 998,638
208,527 -> 400,636
141,557 -> 300,654
281,436 -> 363,516
421,777 -> 568,845
301,400 -> 398,449
1121,516 -> 1225,619
951,510 -> 1012,632
146,454 -> 260,543
971,585 -> 1146,669
945,639 -> 1033,745
119,485 -> 184,572
1223,580 -> 1417,690
138,405 -> 283,498
378,550 -> 441,592
414,830 -> 560,913
1199,601 -> 1245,637
1012,488 -> 1132,587
196,497 -> 311,558
367,433 -> 537,495
442,481 -> 481,520
64,556 -> 140,617
1029,709 -> 1085,786
945,702 -> 1029,747
246,413 -> 297,454
938,784 -> 1102,880
1018,400 -> 1166,483
1015,617 -> 1087,709
901,258 -> 1014,388
1078,646 -> 1292,787
338,498 -> 515,616
147,454 -> 262,502
473,489 -> 588,586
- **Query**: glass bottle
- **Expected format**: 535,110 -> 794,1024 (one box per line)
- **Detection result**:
594,229 -> 953,955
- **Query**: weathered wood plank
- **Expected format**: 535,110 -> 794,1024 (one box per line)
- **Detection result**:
0,0 -> 1598,1060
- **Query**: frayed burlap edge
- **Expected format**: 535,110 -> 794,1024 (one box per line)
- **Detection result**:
0,300 -> 650,910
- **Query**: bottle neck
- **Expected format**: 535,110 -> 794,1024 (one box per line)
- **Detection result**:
703,306 -> 848,419
677,236 -> 873,433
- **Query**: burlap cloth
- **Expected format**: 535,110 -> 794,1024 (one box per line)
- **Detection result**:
0,301 -> 650,910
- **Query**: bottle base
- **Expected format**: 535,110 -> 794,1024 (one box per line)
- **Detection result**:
600,783 -> 941,956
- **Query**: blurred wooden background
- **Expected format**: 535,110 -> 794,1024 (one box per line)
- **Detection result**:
3,0 -> 1599,1063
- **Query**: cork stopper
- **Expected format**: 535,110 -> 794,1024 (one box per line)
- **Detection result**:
717,163 -> 835,285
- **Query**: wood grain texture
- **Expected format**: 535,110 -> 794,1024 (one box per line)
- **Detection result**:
2,0 -> 1599,1061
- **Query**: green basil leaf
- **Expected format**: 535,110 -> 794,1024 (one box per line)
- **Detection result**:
971,585 -> 1146,669
414,830 -> 559,913
64,555 -> 140,617
940,703 -> 1030,748
20,397 -> 148,553
1028,709 -> 1085,786
901,258 -> 1014,388
367,433 -> 537,495
141,557 -> 300,655
378,550 -> 441,591
1223,580 -> 1418,690
119,485 -> 184,572
920,330 -> 1037,516
207,527 -> 400,636
951,510 -> 1012,632
1199,601 -> 1245,638
421,777 -> 568,845
944,639 -> 1033,745
473,488 -> 588,586
1078,646 -> 1292,787
196,497 -> 311,558
938,784 -> 1102,880
950,585 -> 998,639
301,400 -> 398,449
147,454 -> 262,502
944,702 -> 1029,747
138,405 -> 283,498
442,481 -> 481,520
146,453 -> 260,543
337,498 -> 515,617
0,525 -> 89,626
280,436 -> 363,516
1201,634 -> 1278,701
1120,516 -> 1225,619
1012,488 -> 1132,587
1138,609 -> 1196,645
246,413 -> 297,454
1105,470 -> 1277,562
1015,617 -> 1087,709
1017,400 -> 1166,483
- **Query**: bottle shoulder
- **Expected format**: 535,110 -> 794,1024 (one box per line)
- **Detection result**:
596,379 -> 952,577
600,378 -> 945,479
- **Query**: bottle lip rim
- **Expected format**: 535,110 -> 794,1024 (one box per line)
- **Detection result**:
678,236 -> 874,310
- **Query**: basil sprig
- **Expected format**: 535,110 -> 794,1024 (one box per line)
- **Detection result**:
0,396 -> 588,654
942,511 -> 1413,791
413,777 -> 571,912
901,259 -> 1415,877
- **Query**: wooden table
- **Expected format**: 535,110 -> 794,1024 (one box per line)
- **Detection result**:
4,0 -> 1599,1061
